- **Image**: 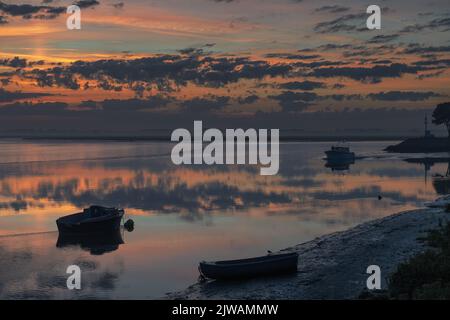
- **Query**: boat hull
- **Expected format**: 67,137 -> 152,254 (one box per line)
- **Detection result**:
199,252 -> 298,280
325,150 -> 355,161
56,211 -> 123,235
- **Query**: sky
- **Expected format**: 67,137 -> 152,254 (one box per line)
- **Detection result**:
0,0 -> 450,136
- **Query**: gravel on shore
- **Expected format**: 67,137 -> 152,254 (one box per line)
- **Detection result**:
168,206 -> 449,300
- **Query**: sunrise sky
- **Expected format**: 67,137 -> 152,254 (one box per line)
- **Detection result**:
1,0 -> 450,136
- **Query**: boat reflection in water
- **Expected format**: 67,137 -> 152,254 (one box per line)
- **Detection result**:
432,172 -> 450,195
404,157 -> 450,195
324,158 -> 355,172
56,230 -> 124,255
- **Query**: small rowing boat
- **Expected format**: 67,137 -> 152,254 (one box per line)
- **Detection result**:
199,252 -> 298,280
56,205 -> 124,234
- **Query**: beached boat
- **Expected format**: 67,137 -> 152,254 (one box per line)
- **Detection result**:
325,145 -> 355,161
199,252 -> 298,280
56,205 -> 124,234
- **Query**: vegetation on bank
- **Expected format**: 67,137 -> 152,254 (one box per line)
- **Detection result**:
433,102 -> 450,138
389,221 -> 450,299
361,219 -> 450,299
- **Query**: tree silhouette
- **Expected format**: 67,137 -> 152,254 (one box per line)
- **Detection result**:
432,102 -> 450,138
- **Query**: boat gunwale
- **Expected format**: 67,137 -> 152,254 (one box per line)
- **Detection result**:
200,252 -> 298,267
57,209 -> 124,226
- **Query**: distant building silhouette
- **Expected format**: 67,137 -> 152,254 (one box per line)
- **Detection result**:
424,115 -> 435,138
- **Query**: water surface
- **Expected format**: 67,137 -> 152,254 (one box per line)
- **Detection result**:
0,140 -> 446,299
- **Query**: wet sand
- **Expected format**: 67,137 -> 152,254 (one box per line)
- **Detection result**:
168,205 -> 449,300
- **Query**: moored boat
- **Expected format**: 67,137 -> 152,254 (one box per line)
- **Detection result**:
325,145 -> 355,161
56,205 -> 124,234
199,252 -> 298,280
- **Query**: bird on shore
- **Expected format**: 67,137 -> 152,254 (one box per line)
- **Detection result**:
378,195 -> 383,200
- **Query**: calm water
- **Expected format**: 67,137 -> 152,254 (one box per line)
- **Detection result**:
0,140 -> 447,299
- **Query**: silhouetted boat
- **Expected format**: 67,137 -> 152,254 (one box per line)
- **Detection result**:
56,230 -> 124,255
199,252 -> 298,280
56,205 -> 124,234
325,145 -> 355,161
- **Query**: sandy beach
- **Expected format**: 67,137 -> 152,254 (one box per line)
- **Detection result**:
168,204 -> 450,300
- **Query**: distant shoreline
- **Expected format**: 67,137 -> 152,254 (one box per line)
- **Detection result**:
385,137 -> 450,153
0,135 -> 405,143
